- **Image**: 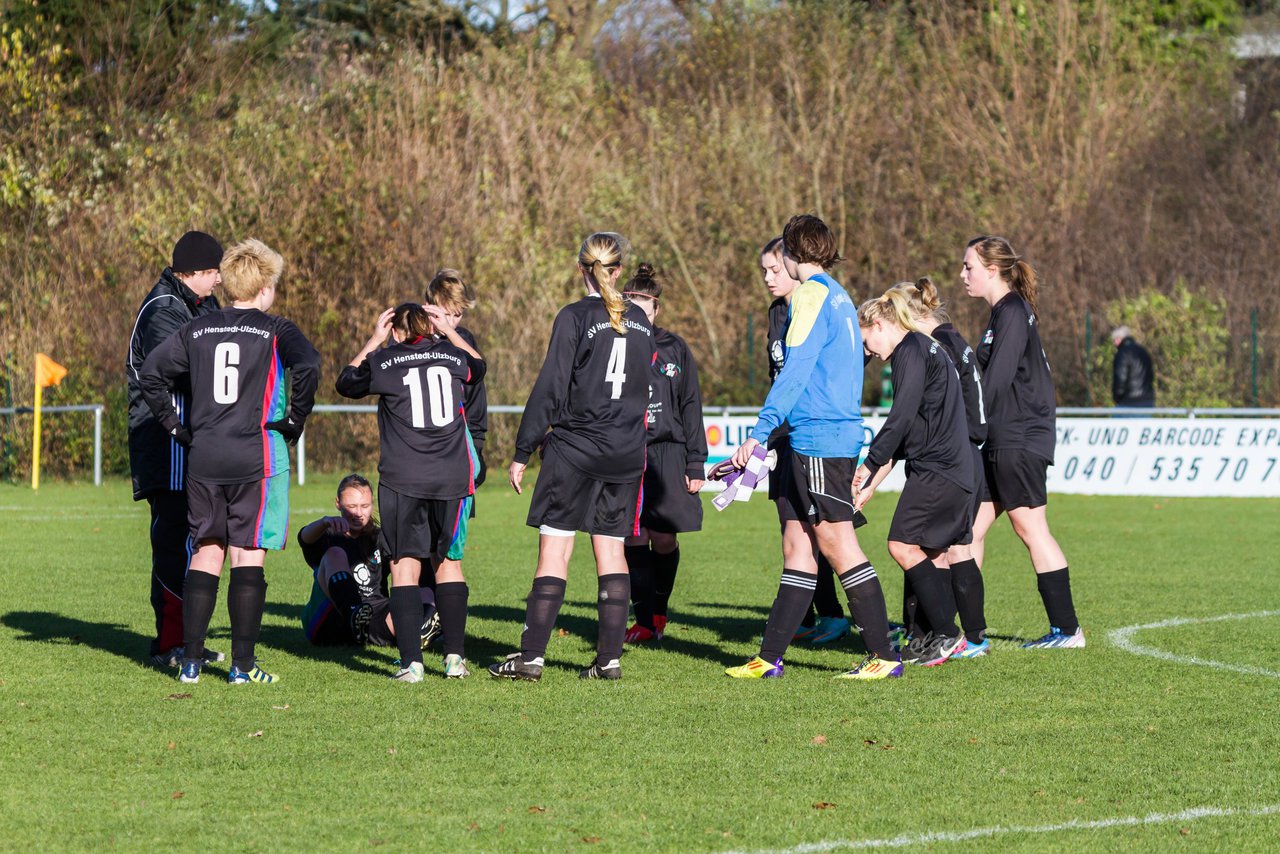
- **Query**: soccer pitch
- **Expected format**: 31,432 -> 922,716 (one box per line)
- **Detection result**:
1,481 -> 1277,852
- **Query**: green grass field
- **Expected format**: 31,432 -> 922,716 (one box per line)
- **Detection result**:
1,480 -> 1278,852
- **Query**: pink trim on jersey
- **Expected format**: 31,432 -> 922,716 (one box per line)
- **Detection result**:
260,337 -> 281,477
632,441 -> 648,536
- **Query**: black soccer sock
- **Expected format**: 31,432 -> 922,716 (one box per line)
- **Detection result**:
901,571 -> 929,637
652,546 -> 681,618
390,585 -> 424,668
596,573 -> 631,664
181,569 -> 220,663
800,603 -> 818,629
625,544 -> 656,630
519,576 -> 567,663
813,555 -> 844,619
839,563 -> 894,659
435,581 -> 469,658
227,566 -> 267,672
759,570 -> 817,662
1036,567 -> 1079,634
950,558 -> 987,643
419,584 -> 437,621
326,570 -> 363,616
905,559 -> 960,640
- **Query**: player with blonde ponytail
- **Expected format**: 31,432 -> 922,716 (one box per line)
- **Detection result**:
492,232 -> 657,682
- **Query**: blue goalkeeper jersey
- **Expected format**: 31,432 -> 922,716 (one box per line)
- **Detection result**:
749,272 -> 864,458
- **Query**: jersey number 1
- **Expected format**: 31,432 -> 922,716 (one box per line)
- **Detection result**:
605,338 -> 627,400
403,366 -> 455,428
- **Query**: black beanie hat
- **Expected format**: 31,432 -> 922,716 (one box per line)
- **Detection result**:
172,231 -> 224,274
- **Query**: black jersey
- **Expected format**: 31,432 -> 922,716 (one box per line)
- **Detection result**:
864,332 -> 974,491
647,328 -> 709,479
767,297 -> 789,382
454,326 -> 488,454
976,293 -> 1055,461
514,296 -> 656,483
299,527 -> 386,603
932,323 -> 988,446
336,339 -> 485,500
139,307 -> 320,484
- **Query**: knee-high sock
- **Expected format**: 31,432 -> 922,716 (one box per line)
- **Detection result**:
625,545 -> 655,630
520,576 -> 566,663
227,566 -> 267,672
435,581 -> 468,658
904,559 -> 959,639
596,573 -> 630,664
813,555 -> 843,619
652,547 -> 680,618
759,570 -> 817,662
389,585 -> 423,668
182,569 -> 219,663
1036,567 -> 1079,633
149,493 -> 190,653
325,570 -> 363,615
838,563 -> 893,659
950,558 -> 986,643
901,571 -> 928,637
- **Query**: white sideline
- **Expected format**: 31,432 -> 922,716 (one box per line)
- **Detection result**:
722,803 -> 1280,853
1108,611 -> 1280,679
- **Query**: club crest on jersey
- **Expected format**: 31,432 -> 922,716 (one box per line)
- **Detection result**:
770,340 -> 784,366
983,329 -> 994,345
659,362 -> 681,378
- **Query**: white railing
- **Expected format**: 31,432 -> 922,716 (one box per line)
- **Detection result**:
1,404 -> 105,486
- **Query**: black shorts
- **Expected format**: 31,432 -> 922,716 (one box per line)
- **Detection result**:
966,444 -> 985,534
527,444 -> 642,538
774,449 -> 857,525
187,473 -> 289,550
767,432 -> 790,502
889,470 -> 974,551
377,484 -> 467,563
981,448 -> 1049,510
640,442 -> 703,533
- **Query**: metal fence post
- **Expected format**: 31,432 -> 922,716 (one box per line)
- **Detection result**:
93,405 -> 102,486
297,432 -> 306,486
1251,307 -> 1259,407
1084,310 -> 1092,406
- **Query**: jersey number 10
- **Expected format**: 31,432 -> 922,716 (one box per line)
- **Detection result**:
403,366 -> 455,428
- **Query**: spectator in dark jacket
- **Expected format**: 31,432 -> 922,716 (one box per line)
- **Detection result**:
126,231 -> 225,666
1111,326 -> 1155,407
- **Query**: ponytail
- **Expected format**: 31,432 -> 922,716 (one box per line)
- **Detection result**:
579,232 -> 628,335
391,302 -> 432,341
888,276 -> 950,326
858,288 -> 923,334
969,235 -> 1039,315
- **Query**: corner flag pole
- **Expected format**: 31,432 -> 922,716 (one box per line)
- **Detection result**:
32,353 -> 68,490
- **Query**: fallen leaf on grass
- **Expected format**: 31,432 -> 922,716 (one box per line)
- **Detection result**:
811,735 -> 828,745
528,806 -> 546,814
812,802 -> 836,810
581,837 -> 602,844
387,748 -> 397,755
557,628 -> 570,638
164,693 -> 192,701
467,822 -> 479,832
171,792 -> 184,800
247,730 -> 263,738
1179,828 -> 1190,836
272,704 -> 290,711
166,741 -> 176,751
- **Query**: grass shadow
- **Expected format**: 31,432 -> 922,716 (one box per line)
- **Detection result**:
2,610 -> 152,665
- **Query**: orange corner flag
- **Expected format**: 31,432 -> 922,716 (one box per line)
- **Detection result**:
35,353 -> 67,388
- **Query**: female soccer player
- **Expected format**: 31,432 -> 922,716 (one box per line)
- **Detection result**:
619,263 -> 706,643
336,302 -> 486,681
962,236 -> 1083,648
761,237 -> 850,645
889,278 -> 990,657
491,232 -> 656,681
854,289 -> 972,667
723,214 -> 897,681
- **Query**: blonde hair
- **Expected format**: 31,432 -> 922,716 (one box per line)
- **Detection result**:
425,268 -> 476,314
889,276 -> 951,325
968,235 -> 1039,315
579,232 -> 627,335
858,288 -> 925,334
220,239 -> 284,302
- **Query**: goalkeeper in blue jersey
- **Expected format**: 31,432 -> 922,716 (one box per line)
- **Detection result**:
724,215 -> 900,680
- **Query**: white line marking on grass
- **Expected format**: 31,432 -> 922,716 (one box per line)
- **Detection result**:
723,803 -> 1280,853
1108,611 -> 1280,679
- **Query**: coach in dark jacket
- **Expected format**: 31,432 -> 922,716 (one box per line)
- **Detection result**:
126,231 -> 224,664
1111,326 -> 1155,407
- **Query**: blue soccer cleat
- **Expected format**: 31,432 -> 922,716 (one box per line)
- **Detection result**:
1023,627 -> 1085,649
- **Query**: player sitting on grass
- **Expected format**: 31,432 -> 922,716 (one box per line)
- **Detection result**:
298,473 -> 441,650
140,238 -> 320,685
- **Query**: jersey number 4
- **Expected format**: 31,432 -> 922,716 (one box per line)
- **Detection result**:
605,338 -> 627,400
403,366 -> 455,428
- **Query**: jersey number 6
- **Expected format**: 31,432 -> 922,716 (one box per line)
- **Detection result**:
403,366 -> 455,428
213,342 -> 240,405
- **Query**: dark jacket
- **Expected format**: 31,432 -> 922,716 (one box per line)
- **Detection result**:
1112,337 -> 1155,406
126,268 -> 220,500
